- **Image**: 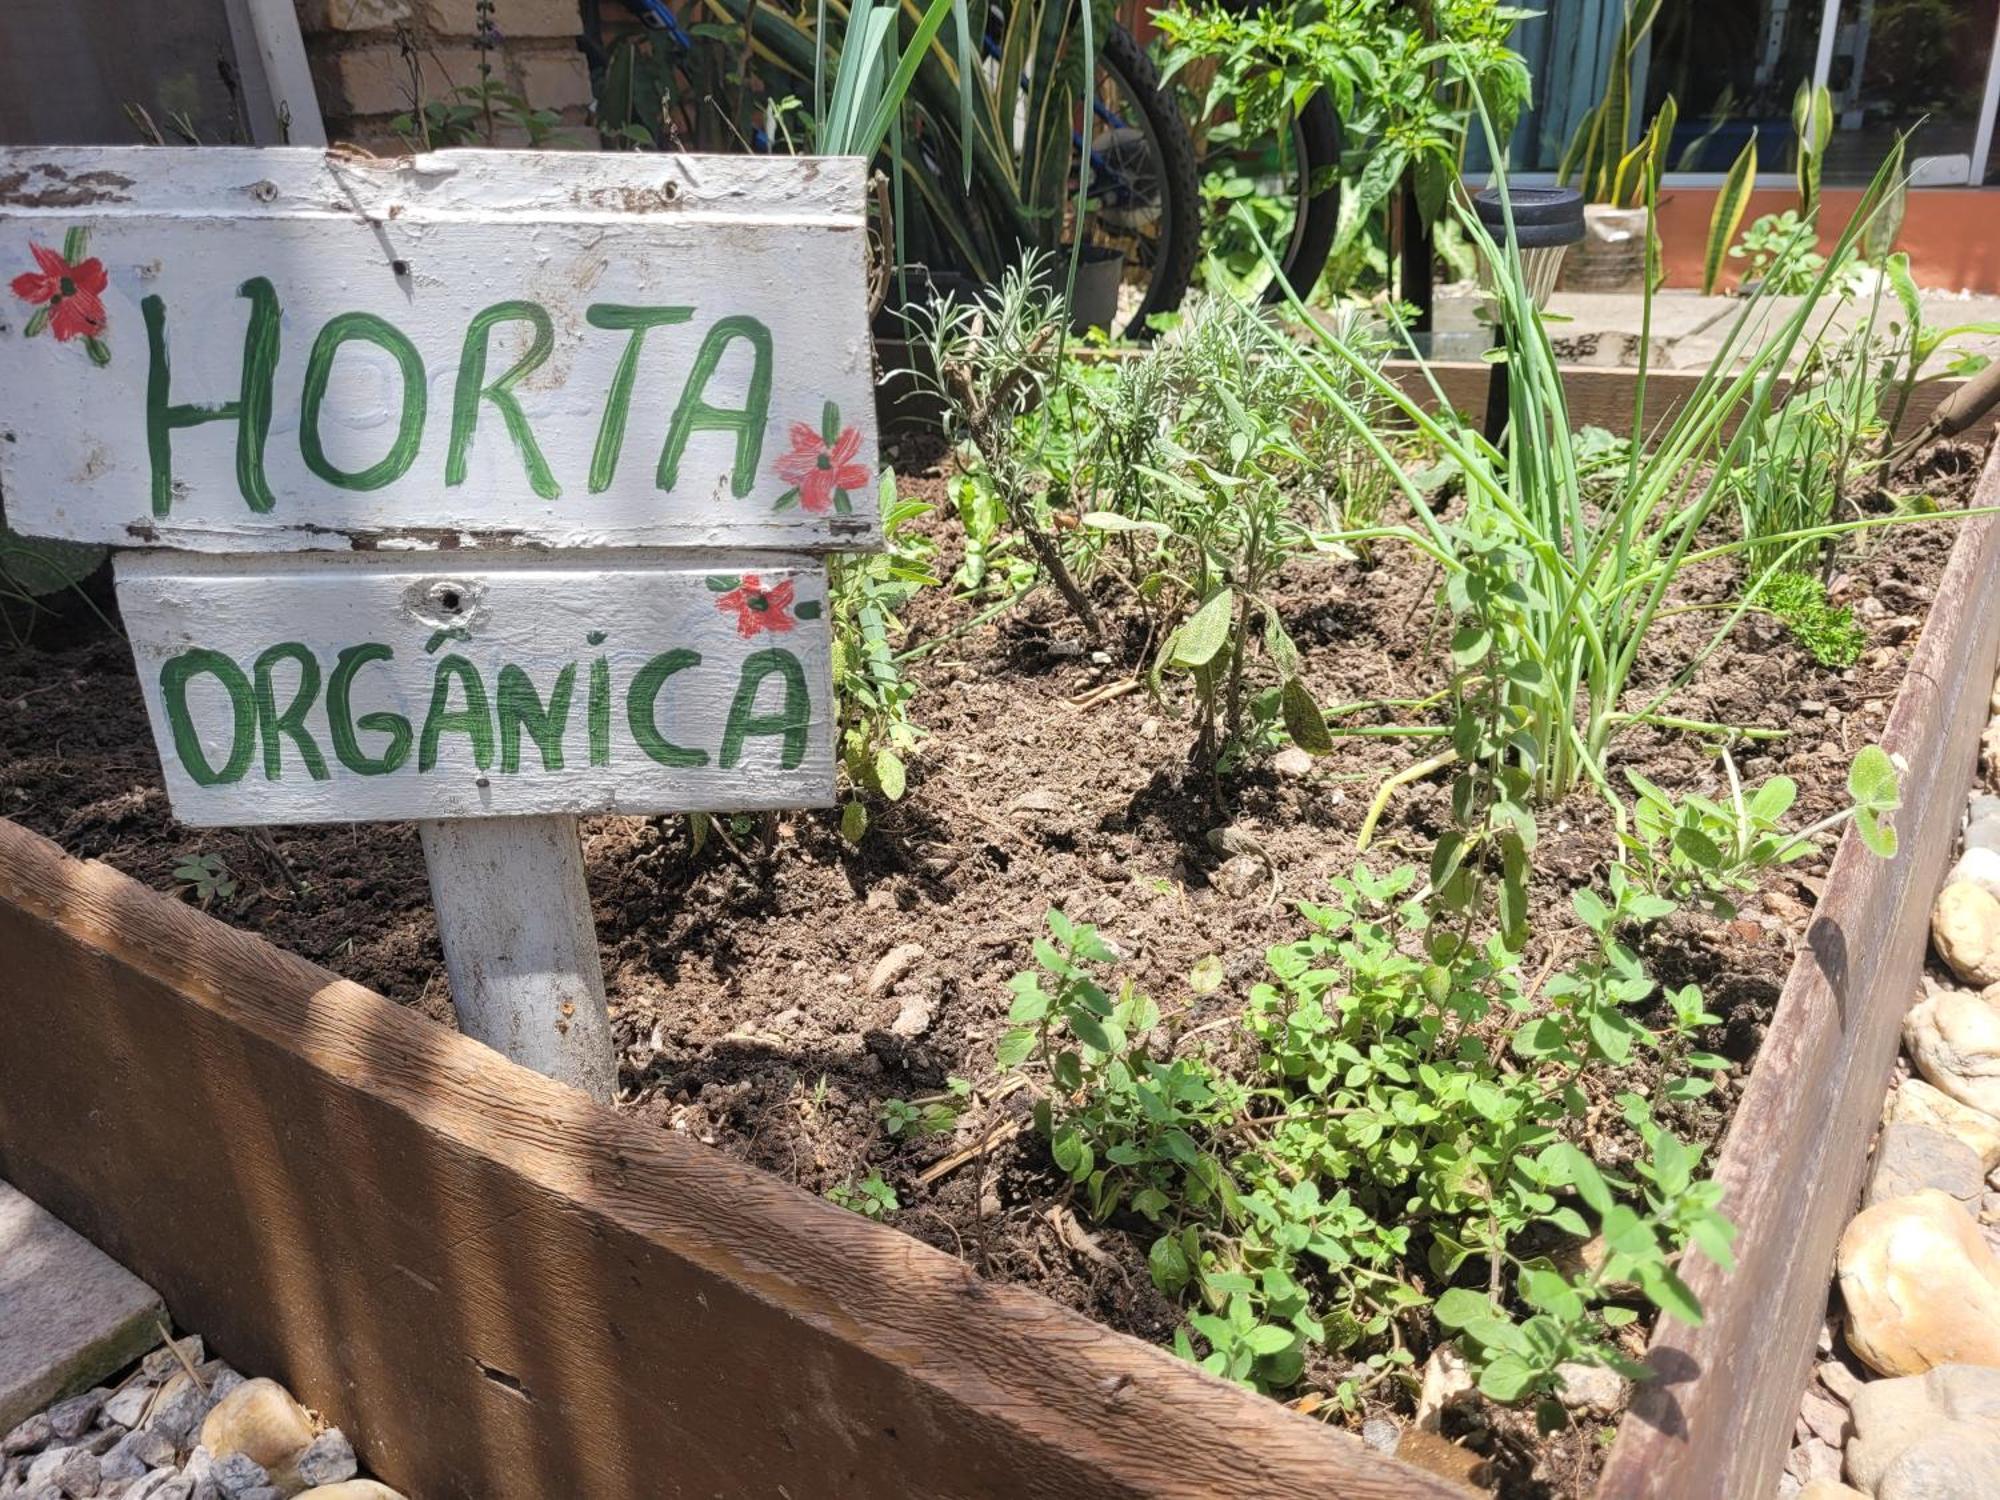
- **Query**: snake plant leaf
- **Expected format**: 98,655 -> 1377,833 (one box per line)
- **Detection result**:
1702,132 -> 1758,294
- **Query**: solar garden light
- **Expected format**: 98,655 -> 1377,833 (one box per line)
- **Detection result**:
1472,186 -> 1585,444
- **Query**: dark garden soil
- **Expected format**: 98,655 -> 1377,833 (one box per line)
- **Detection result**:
0,438 -> 1986,1497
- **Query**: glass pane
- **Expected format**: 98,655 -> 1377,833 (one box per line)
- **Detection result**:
1498,0 -> 1831,176
1639,0 -> 1824,174
1823,0 -> 1999,185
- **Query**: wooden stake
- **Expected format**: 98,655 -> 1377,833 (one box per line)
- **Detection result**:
418,815 -> 615,1103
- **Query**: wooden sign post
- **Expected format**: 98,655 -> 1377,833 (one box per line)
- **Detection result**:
0,147 -> 880,1102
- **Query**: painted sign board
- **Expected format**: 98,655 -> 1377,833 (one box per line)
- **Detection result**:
115,550 -> 834,826
0,148 -> 880,553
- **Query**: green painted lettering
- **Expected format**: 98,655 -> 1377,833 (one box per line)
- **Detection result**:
719,647 -> 810,770
300,312 -> 427,491
657,314 -> 771,497
419,653 -> 494,772
497,662 -> 574,773
327,643 -> 412,776
253,642 -> 329,782
588,655 -> 612,766
142,278 -> 281,517
626,649 -> 707,768
584,304 -> 694,493
447,301 -> 559,500
160,648 -> 255,787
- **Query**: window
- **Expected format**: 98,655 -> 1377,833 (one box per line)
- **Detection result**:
1506,0 -> 2000,186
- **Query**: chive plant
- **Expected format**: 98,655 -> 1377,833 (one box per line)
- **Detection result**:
1258,145 -> 1919,808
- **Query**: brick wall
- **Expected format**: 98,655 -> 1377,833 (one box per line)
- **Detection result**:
296,0 -> 594,151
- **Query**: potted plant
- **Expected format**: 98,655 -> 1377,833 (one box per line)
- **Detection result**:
1557,0 -> 1672,291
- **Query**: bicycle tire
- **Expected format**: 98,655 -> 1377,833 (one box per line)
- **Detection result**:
1095,24 -> 1201,337
1266,90 -> 1340,305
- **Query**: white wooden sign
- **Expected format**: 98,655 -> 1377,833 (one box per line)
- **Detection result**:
0,147 -> 880,552
115,550 -> 834,826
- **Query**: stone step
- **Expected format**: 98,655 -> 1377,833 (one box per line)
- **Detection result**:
0,1178 -> 165,1434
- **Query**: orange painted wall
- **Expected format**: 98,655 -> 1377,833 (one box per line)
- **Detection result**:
1650,187 -> 2000,293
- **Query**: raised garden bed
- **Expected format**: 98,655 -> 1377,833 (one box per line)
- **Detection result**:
3,422 -> 1998,1496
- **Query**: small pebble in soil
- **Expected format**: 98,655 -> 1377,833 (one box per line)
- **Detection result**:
1359,1416 -> 1399,1455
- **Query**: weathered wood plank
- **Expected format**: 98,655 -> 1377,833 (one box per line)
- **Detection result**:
1386,360 -> 2000,444
1597,450 -> 2000,1499
113,550 -> 834,824
0,147 -> 880,552
0,816 -> 1474,1500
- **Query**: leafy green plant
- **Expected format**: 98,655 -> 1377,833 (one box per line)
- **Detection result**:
1730,210 -> 1854,296
1257,138 -> 1919,809
906,255 -> 1101,639
1757,572 -> 1866,667
830,476 -> 936,842
999,871 -> 1736,1407
1066,295 -> 1353,769
826,1172 -> 900,1218
1727,322 -> 1884,578
1878,250 -> 2000,449
881,1078 -> 970,1139
1619,744 -> 1900,916
173,852 -> 237,909
1159,0 -> 1531,288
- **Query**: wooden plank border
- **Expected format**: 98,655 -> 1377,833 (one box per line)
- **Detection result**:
1598,447 -> 2000,1498
0,818 -> 1472,1500
1385,361 -> 2000,444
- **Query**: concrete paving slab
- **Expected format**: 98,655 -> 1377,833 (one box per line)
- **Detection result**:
0,1178 -> 165,1434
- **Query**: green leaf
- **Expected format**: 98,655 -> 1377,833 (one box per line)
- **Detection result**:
1748,776 -> 1797,824
1703,132 -> 1758,294
1848,745 -> 1899,811
1477,1354 -> 1537,1403
874,749 -> 907,801
1672,824 -> 1725,870
1188,954 -> 1225,994
1636,1261 -> 1704,1325
840,800 -> 868,843
1171,589 -> 1236,669
1449,625 -> 1492,667
1601,1204 -> 1656,1258
996,1026 -> 1036,1070
1549,1143 -> 1614,1216
1064,1004 -> 1113,1054
1434,1287 -> 1493,1329
1857,808 -> 1899,860
1280,677 -> 1332,754
1007,976 -> 1050,1024
1243,1324 -> 1296,1357
1148,1233 -> 1191,1293
1572,886 -> 1611,935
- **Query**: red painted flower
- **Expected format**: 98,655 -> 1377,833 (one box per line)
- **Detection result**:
716,574 -> 797,638
11,242 -> 108,343
774,421 -> 870,514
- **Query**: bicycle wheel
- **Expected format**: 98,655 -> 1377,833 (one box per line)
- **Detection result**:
1185,82 -> 1342,304
1080,25 -> 1202,338
1268,91 -> 1339,304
